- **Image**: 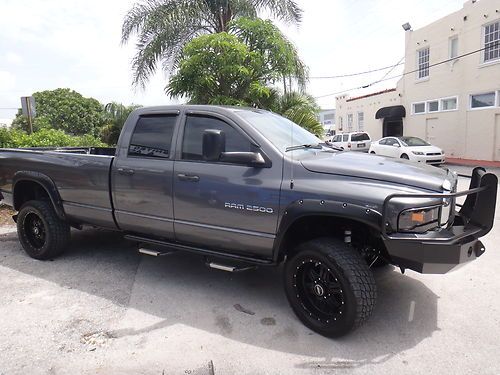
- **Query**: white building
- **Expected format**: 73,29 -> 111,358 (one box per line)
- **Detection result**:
336,0 -> 500,161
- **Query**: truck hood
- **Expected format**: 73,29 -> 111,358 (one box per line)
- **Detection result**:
300,151 -> 449,192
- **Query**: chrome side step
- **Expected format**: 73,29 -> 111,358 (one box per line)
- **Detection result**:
125,234 -> 275,266
138,248 -> 175,257
206,261 -> 257,273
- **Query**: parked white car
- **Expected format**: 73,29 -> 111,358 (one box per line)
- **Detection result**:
329,132 -> 371,152
369,136 -> 445,165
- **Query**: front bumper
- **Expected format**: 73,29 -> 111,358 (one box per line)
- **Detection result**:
381,167 -> 497,274
412,153 -> 445,165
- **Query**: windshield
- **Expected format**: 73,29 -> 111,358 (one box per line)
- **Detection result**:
399,136 -> 430,147
237,110 -> 322,152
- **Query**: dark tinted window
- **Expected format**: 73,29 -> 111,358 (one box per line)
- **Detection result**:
351,133 -> 370,142
342,134 -> 349,141
128,115 -> 177,159
182,115 -> 252,161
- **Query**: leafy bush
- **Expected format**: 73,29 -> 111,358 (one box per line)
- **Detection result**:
0,128 -> 106,148
11,88 -> 106,136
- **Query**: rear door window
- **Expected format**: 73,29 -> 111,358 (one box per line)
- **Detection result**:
128,115 -> 177,159
342,134 -> 349,142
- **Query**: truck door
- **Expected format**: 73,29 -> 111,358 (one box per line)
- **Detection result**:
173,113 -> 281,258
111,113 -> 178,239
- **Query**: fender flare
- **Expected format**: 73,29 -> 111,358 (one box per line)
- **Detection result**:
13,171 -> 66,220
272,199 -> 382,262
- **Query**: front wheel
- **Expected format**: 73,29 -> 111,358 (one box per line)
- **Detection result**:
370,151 -> 376,154
284,238 -> 376,337
17,200 -> 70,260
400,153 -> 409,160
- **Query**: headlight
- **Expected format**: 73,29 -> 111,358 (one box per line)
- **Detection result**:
398,206 -> 440,233
412,151 -> 424,155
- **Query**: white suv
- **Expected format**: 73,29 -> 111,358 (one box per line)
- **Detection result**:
329,132 -> 371,152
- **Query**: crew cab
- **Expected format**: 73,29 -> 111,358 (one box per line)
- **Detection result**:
0,105 -> 497,337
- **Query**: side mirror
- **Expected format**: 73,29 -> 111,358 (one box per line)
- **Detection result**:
392,143 -> 400,147
202,129 -> 225,161
220,152 -> 266,167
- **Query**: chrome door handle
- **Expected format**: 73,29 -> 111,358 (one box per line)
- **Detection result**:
177,173 -> 200,182
117,167 -> 135,175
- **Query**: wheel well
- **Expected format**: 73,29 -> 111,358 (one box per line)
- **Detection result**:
278,215 -> 389,262
13,180 -> 51,211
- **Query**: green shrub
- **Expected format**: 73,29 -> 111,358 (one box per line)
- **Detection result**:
0,128 -> 106,148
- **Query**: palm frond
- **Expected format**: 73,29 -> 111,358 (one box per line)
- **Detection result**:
251,0 -> 302,24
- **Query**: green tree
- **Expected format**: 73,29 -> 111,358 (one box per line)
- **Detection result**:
121,0 -> 302,87
166,33 -> 271,105
229,17 -> 307,91
100,102 -> 142,145
167,18 -> 308,105
11,88 -> 106,136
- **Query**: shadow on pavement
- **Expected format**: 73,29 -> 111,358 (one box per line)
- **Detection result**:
0,227 -> 439,368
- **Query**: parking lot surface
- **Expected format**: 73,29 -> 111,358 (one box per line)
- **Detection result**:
0,165 -> 499,374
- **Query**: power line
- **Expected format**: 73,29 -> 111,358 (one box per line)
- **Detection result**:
309,61 -> 405,79
314,44 -> 494,99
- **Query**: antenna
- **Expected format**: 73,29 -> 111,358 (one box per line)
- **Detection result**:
290,119 -> 294,190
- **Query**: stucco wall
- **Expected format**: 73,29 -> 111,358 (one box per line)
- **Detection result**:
336,0 -> 500,161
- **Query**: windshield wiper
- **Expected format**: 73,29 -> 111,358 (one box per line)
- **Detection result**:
285,143 -> 323,152
320,142 -> 344,152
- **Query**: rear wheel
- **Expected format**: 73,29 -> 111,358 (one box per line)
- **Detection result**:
400,153 -> 409,159
370,151 -> 376,154
17,200 -> 70,260
284,238 -> 376,337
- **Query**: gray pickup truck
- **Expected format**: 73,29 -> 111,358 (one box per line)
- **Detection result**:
0,105 -> 497,337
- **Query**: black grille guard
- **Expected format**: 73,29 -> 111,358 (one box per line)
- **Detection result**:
381,167 -> 498,242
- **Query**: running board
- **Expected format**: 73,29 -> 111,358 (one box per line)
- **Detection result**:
125,234 -> 275,266
206,261 -> 257,273
138,248 -> 176,257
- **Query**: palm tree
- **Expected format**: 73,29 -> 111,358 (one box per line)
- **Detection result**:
122,0 -> 302,88
264,91 -> 324,136
100,102 -> 142,145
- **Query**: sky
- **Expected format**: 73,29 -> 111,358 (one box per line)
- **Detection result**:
0,0 -> 466,120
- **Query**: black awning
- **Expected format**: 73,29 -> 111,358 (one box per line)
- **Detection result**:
375,105 -> 406,119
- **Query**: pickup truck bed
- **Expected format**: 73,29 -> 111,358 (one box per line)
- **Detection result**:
0,147 -> 117,228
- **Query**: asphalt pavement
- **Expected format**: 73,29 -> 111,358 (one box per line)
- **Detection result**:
0,165 -> 499,374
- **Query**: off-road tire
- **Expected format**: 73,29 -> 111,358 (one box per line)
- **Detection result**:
284,237 -> 376,337
17,200 -> 70,260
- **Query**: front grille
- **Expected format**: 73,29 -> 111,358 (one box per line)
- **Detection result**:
426,152 -> 441,156
426,159 -> 442,163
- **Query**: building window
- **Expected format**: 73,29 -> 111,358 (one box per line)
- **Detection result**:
417,47 -> 430,79
413,102 -> 426,114
357,112 -> 364,131
347,114 -> 353,131
427,100 -> 439,112
338,116 -> 343,130
449,36 -> 458,59
441,97 -> 458,111
483,21 -> 500,63
470,92 -> 496,109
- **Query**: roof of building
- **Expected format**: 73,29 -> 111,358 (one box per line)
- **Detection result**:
346,88 -> 397,102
